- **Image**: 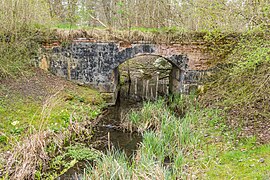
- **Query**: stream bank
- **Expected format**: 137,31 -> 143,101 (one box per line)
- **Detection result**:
0,69 -> 105,179
58,56 -> 173,179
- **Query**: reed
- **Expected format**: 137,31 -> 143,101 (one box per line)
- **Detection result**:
87,95 -> 204,179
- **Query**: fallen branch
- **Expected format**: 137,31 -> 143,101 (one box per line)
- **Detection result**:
89,15 -> 107,28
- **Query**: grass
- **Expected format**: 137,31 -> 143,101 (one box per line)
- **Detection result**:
0,70 -> 105,178
201,35 -> 270,142
207,144 -> 270,179
84,93 -> 270,179
0,83 -> 104,151
186,109 -> 270,179
85,150 -> 133,179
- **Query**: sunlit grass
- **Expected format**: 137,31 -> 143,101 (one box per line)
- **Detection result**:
202,141 -> 270,179
0,82 -> 105,151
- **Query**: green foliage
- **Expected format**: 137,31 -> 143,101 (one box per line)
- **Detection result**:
87,95 -> 205,179
47,144 -> 99,175
42,143 -> 101,179
202,34 -> 270,126
229,36 -> 270,73
202,31 -> 240,63
44,154 -> 78,179
0,135 -> 7,144
66,145 -> 100,161
0,79 -> 105,151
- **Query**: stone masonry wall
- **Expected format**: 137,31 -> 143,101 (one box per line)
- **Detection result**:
40,40 -> 212,103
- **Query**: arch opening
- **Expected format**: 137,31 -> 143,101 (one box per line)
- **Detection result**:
111,54 -> 183,102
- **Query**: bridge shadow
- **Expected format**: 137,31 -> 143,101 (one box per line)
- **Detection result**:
108,51 -> 187,105
115,55 -> 174,101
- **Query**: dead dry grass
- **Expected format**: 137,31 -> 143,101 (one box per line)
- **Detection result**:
2,115 -> 100,179
0,68 -> 105,179
5,131 -> 54,179
50,28 -> 208,45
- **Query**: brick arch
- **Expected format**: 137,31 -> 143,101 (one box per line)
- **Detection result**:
111,44 -> 189,70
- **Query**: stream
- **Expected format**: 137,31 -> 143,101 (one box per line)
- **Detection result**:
58,57 -> 171,179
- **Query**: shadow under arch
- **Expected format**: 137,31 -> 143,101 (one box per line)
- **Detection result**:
110,51 -> 188,103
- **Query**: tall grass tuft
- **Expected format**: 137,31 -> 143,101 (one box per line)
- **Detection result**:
85,150 -> 133,180
87,95 -> 213,179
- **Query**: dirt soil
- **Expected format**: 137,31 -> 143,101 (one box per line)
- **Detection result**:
0,68 -> 81,102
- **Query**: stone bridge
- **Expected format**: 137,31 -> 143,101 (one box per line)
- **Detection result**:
40,39 -> 212,104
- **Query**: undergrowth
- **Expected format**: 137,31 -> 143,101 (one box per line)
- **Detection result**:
0,71 -> 105,179
85,93 -> 270,179
0,27 -> 49,78
201,33 -> 270,142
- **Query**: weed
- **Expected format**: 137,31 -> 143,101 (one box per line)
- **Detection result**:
86,88 -> 270,179
66,145 -> 100,161
0,70 -> 105,178
88,95 -> 204,179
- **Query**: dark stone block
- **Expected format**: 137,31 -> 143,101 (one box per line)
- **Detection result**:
52,47 -> 60,53
142,45 -> 150,53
